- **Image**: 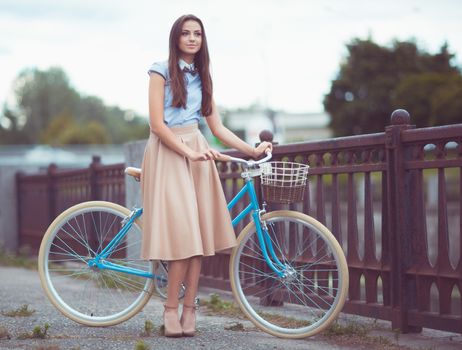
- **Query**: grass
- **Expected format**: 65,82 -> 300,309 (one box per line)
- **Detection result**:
201,293 -> 244,319
139,320 -> 155,337
260,311 -> 311,328
32,323 -> 50,339
134,340 -> 150,350
17,323 -> 50,340
1,304 -> 36,317
224,322 -> 245,331
322,320 -> 416,350
0,245 -> 37,270
95,270 -> 147,291
202,293 -> 310,329
324,320 -> 368,337
203,294 -> 413,349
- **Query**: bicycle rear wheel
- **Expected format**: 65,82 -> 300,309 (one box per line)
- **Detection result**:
38,201 -> 155,326
230,210 -> 348,338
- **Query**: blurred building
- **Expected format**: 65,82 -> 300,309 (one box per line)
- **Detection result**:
224,110 -> 332,145
0,144 -> 124,168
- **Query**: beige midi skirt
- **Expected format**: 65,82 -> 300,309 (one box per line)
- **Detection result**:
140,122 -> 237,260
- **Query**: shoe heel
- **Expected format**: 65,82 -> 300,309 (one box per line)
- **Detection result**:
180,304 -> 197,337
163,304 -> 183,338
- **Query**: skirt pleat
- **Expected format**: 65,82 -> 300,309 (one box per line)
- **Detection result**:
140,123 -> 237,260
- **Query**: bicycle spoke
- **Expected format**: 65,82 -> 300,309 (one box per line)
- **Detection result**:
40,203 -> 154,325
51,240 -> 87,265
231,213 -> 348,337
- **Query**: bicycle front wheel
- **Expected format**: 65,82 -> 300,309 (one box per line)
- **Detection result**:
230,210 -> 348,338
38,201 -> 155,327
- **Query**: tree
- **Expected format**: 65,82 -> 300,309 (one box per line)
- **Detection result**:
324,39 -> 461,136
39,112 -> 111,145
12,67 -> 80,142
393,72 -> 462,127
1,66 -> 149,145
59,120 -> 111,145
0,104 -> 29,144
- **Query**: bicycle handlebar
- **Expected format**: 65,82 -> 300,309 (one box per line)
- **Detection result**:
217,149 -> 272,167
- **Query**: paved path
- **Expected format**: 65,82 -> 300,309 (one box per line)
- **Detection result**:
0,266 -> 461,350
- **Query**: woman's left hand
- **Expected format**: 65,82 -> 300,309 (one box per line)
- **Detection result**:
252,141 -> 273,159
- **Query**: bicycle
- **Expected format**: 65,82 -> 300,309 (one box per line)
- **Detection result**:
38,151 -> 348,339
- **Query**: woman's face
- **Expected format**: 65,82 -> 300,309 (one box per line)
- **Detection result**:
178,20 -> 202,58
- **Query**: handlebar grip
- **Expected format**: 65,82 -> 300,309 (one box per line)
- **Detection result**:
215,154 -> 232,162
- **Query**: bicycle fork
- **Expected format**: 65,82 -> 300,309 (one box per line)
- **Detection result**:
253,207 -> 291,279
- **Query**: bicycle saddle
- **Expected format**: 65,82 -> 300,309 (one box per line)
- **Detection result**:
125,167 -> 141,181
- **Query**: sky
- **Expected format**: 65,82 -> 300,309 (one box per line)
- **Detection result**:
0,0 -> 461,118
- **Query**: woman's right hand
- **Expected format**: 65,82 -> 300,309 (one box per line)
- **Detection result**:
187,149 -> 223,161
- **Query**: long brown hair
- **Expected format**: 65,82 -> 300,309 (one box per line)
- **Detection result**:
168,14 -> 213,117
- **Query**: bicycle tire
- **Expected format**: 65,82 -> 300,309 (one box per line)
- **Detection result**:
230,210 -> 348,338
38,201 -> 155,326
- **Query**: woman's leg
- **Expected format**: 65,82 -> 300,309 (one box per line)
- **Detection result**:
183,256 -> 202,305
164,259 -> 188,337
181,256 -> 202,335
167,259 -> 189,304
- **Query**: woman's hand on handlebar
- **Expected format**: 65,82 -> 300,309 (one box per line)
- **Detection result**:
187,148 -> 226,161
252,141 -> 273,159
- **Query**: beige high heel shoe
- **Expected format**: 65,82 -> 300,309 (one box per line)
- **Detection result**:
163,304 -> 183,337
180,304 -> 197,337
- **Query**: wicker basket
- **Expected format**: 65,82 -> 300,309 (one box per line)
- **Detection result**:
260,161 -> 309,204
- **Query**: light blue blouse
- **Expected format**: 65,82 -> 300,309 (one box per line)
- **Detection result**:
148,60 -> 203,128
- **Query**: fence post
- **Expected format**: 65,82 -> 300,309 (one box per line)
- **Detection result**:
15,171 -> 25,253
89,155 -> 102,200
385,109 -> 421,333
47,163 -> 58,222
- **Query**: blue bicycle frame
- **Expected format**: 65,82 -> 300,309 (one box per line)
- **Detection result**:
87,175 -> 286,279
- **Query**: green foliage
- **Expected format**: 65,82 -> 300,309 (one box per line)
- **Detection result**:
18,323 -> 50,339
1,304 -> 36,317
324,39 -> 462,136
205,293 -> 238,313
203,293 -> 309,328
139,319 -> 155,337
224,322 -> 245,331
393,72 -> 462,127
32,323 -> 50,339
0,105 -> 30,144
325,321 -> 368,337
0,244 -> 37,269
0,66 -> 149,145
58,120 -> 111,145
144,320 -> 155,335
134,340 -> 150,350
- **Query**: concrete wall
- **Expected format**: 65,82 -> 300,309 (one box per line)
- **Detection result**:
123,139 -> 147,210
0,165 -> 42,253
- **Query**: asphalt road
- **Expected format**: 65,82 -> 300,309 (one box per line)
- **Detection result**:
0,266 -> 461,350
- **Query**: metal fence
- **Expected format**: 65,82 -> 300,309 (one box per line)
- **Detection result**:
16,110 -> 462,333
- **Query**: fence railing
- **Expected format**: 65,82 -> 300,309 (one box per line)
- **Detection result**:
16,156 -> 125,251
16,109 -> 462,334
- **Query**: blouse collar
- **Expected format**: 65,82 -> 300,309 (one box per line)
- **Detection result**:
179,58 -> 195,70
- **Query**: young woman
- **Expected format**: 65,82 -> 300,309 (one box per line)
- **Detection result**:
140,14 -> 272,337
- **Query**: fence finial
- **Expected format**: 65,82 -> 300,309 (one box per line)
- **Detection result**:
259,130 -> 274,143
391,109 -> 410,125
91,155 -> 101,165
